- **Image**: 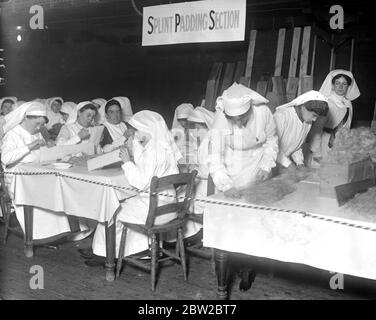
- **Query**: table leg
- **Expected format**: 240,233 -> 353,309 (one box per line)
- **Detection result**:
23,205 -> 34,258
105,222 -> 116,282
215,249 -> 228,300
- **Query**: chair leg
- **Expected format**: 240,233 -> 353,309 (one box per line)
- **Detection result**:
1,202 -> 11,244
177,228 -> 187,281
210,248 -> 216,275
151,233 -> 158,291
116,226 -> 127,279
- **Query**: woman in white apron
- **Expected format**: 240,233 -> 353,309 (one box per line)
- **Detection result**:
56,101 -> 98,146
1,101 -> 93,240
309,70 -> 360,161
274,91 -> 328,171
90,110 -> 180,260
100,98 -> 132,153
206,82 -> 278,193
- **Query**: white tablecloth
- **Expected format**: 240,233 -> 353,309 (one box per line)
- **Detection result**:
8,163 -> 137,225
203,180 -> 376,280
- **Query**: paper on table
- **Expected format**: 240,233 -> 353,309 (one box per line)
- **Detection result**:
89,126 -> 104,146
39,142 -> 95,163
87,148 -> 123,171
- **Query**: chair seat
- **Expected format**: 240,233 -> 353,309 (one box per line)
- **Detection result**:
121,218 -> 185,234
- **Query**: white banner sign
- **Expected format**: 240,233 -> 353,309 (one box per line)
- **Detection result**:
142,0 -> 246,46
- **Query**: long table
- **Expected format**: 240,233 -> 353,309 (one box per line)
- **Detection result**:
7,162 -> 137,281
203,178 -> 376,299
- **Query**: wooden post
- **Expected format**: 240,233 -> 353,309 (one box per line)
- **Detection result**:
311,34 -> 317,76
245,30 -> 257,82
274,28 -> 286,77
371,101 -> 376,134
204,62 -> 223,111
220,63 -> 235,94
329,34 -> 336,71
298,26 -> 311,95
289,27 -> 301,78
233,61 -> 245,83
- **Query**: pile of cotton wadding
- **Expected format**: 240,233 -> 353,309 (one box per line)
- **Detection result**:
342,186 -> 376,223
324,127 -> 376,164
225,167 -> 312,205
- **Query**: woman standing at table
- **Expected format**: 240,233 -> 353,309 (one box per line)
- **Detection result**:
205,82 -> 278,193
309,69 -> 360,162
85,110 -> 180,263
274,90 -> 329,172
100,99 -> 132,153
56,101 -> 98,146
0,101 -> 93,240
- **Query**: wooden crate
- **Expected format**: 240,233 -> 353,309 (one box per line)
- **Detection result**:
319,157 -> 375,198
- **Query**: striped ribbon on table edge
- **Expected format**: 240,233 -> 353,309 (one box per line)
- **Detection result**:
2,169 -> 376,233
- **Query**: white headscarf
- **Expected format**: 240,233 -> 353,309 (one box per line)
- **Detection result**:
212,82 -> 269,133
0,96 -> 18,113
172,103 -> 194,129
187,106 -> 215,129
111,96 -> 133,122
91,98 -> 107,124
319,69 -> 360,102
60,102 -> 76,116
46,97 -> 64,111
276,90 -> 328,110
128,110 -> 182,162
3,101 -> 48,135
14,100 -> 26,109
66,101 -> 92,125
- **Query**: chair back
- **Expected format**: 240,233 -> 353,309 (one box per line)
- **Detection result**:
145,170 -> 197,228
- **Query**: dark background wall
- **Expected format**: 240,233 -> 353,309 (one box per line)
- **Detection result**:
1,0 -> 375,127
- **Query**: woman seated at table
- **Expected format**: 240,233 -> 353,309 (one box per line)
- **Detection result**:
45,97 -> 64,139
1,101 -> 93,240
56,101 -> 98,146
205,82 -> 278,193
171,103 -> 194,165
99,99 -> 130,153
309,69 -> 360,162
84,110 -> 180,264
273,90 -> 328,173
0,96 -> 17,117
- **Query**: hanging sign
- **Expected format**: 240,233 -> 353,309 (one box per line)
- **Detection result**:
142,0 -> 246,46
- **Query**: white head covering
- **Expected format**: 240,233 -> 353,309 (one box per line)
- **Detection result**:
3,101 -> 48,134
111,96 -> 133,122
212,82 -> 269,133
46,97 -> 64,111
60,102 -> 76,115
128,110 -> 182,161
14,100 -> 26,109
276,90 -> 328,110
66,101 -> 93,125
172,103 -> 194,129
319,69 -> 360,101
33,98 -> 47,105
187,106 -> 215,129
91,98 -> 107,124
0,96 -> 18,113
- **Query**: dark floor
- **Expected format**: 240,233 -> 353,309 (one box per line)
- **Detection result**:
0,231 -> 376,300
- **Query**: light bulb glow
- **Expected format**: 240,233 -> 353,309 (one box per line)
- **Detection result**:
17,35 -> 22,42
17,26 -> 22,30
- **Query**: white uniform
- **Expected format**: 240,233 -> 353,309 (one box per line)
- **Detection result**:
309,70 -> 360,158
92,111 -> 180,258
209,105 -> 278,191
1,125 -> 92,239
274,107 -> 312,167
56,122 -> 97,146
102,121 -> 128,153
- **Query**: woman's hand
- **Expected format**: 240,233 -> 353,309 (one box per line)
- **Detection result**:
27,139 -> 46,151
256,169 -> 270,182
78,128 -> 90,140
119,147 -> 131,163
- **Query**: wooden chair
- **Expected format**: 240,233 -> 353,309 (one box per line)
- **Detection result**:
0,161 -> 19,244
116,170 -> 198,291
185,173 -> 216,274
